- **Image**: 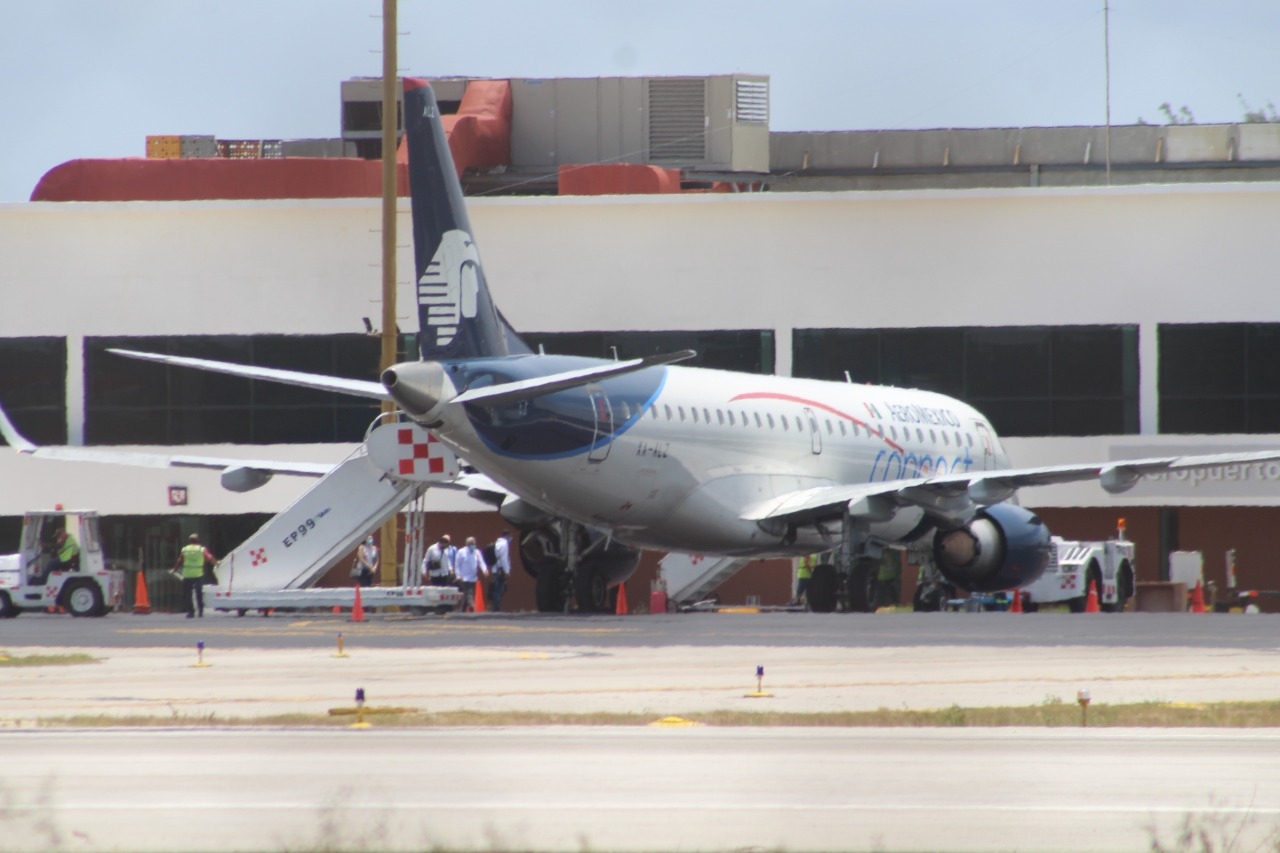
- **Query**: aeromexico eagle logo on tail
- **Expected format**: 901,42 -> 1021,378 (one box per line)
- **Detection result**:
418,229 -> 481,350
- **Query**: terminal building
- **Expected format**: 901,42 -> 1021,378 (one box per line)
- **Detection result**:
4,75 -> 1280,609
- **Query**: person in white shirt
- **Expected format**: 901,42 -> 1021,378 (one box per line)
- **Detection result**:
488,530 -> 512,611
422,534 -> 455,586
453,536 -> 489,612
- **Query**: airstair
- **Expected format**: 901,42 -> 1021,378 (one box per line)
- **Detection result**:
658,552 -> 751,605
215,419 -> 460,592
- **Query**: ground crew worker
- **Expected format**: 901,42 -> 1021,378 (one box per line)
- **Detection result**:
794,553 -> 815,607
175,533 -> 215,618
876,552 -> 902,608
31,527 -> 80,584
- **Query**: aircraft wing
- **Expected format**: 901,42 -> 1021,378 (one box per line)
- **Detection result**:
108,349 -> 388,400
1,400 -> 333,489
745,449 -> 1280,526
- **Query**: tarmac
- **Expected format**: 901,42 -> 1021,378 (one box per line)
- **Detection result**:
5,611 -> 1280,724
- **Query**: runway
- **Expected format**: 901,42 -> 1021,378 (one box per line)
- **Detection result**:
3,728 -> 1278,853
3,611 -> 1280,852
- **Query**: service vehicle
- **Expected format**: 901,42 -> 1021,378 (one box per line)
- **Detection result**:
1019,530 -> 1135,613
0,509 -> 124,617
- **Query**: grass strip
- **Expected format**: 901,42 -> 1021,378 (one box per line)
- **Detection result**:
23,699 -> 1280,729
0,652 -> 98,667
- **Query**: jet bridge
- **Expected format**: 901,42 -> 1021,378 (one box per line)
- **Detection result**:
216,420 -> 459,592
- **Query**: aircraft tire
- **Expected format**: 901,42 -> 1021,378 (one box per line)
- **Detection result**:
0,591 -> 19,618
807,563 -> 837,613
574,568 -> 609,613
846,560 -> 876,613
535,565 -> 563,613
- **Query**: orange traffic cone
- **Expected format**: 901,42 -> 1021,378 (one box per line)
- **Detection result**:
132,570 -> 151,615
615,582 -> 629,615
1189,580 -> 1206,613
1009,589 -> 1022,613
332,604 -> 341,614
351,585 -> 365,622
1084,579 -> 1101,613
473,576 -> 486,613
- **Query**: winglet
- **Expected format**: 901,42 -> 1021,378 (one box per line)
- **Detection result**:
0,401 -> 37,453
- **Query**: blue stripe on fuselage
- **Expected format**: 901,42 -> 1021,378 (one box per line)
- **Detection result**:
448,355 -> 668,461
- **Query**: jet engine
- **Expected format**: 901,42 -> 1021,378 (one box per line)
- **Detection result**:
931,502 -> 1052,593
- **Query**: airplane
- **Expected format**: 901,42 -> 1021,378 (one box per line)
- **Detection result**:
12,77 -> 1280,614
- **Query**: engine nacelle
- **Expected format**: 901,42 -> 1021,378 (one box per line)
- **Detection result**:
931,503 -> 1052,592
220,466 -> 273,493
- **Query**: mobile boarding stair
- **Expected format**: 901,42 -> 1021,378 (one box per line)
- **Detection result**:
209,419 -> 463,615
658,552 -> 752,609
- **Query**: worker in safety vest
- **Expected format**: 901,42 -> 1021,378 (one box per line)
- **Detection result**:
793,554 -> 816,607
174,533 -> 215,618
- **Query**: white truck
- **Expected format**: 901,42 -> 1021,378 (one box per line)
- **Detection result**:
0,509 -> 125,617
1020,532 -> 1135,613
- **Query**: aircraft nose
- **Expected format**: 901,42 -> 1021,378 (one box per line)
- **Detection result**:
382,360 -> 449,420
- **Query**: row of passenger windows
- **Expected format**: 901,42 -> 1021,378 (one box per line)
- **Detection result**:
642,401 -> 977,448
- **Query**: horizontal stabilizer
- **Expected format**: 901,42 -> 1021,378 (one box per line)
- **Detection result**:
108,349 -> 388,401
451,350 -> 696,407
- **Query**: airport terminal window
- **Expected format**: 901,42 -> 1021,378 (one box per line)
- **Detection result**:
1159,323 -> 1280,433
0,337 -> 67,444
793,325 -> 1138,437
522,329 -> 775,375
84,335 -> 386,445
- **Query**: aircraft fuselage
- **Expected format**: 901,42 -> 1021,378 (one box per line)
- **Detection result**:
429,355 -> 1009,555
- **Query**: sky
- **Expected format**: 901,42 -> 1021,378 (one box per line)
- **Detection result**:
2,0 -> 1278,201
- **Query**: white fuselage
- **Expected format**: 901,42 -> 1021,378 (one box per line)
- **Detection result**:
432,363 -> 1010,556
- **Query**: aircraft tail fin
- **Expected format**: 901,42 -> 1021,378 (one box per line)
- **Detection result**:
403,79 -> 530,361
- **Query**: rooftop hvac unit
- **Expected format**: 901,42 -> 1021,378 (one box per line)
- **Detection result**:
508,74 -> 769,174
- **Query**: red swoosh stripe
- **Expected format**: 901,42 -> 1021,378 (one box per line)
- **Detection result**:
728,391 -> 904,452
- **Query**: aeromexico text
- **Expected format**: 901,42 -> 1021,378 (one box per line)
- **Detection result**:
884,402 -> 963,429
